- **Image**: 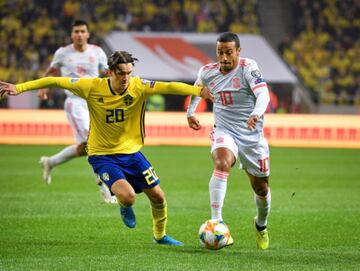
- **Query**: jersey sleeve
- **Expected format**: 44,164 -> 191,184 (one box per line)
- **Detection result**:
244,60 -> 270,116
50,47 -> 65,69
186,67 -> 204,116
195,66 -> 205,86
16,77 -> 93,99
244,59 -> 268,94
141,78 -> 202,96
98,48 -> 108,73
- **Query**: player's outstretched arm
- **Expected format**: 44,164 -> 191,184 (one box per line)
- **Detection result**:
151,81 -> 213,102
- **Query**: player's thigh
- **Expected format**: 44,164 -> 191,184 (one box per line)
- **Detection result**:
88,155 -> 134,196
64,98 -> 89,143
238,137 -> 270,177
211,129 -> 239,160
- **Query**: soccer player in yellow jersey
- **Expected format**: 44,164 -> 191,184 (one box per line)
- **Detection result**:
0,51 -> 214,246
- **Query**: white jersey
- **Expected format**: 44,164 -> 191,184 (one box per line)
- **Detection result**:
50,44 -> 108,98
189,58 -> 269,146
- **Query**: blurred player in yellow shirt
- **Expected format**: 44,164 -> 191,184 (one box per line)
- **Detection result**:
0,50 -> 214,246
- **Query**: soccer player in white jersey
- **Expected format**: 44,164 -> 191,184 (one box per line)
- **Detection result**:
38,20 -> 115,203
187,32 -> 271,249
0,50 -> 214,246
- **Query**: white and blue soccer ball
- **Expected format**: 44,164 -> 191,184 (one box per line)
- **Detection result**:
199,219 -> 230,250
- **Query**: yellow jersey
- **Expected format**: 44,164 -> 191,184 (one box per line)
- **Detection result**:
16,76 -> 202,155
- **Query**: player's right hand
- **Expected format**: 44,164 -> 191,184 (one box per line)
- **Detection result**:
187,116 -> 201,131
38,89 -> 48,100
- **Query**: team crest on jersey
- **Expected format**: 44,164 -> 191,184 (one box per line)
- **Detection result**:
102,172 -> 110,181
97,97 -> 104,103
70,78 -> 80,83
232,77 -> 241,89
124,94 -> 133,106
141,79 -> 156,88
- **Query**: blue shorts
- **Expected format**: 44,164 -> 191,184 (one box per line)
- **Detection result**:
88,151 -> 160,194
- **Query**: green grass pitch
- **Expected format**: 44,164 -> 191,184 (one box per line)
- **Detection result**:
0,145 -> 359,271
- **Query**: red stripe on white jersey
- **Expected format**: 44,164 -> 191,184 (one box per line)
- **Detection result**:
252,83 -> 267,92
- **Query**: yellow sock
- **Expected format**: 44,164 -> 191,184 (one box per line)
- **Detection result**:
151,200 -> 167,240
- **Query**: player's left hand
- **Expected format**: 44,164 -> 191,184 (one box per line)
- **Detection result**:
0,81 -> 18,98
200,86 -> 214,103
247,114 -> 259,130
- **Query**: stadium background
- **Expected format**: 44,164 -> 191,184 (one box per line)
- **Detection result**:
0,0 -> 359,148
1,0 -> 359,112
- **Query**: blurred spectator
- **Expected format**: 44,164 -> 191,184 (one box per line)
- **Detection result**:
281,0 -> 360,106
265,86 -> 279,113
0,0 -> 260,108
146,94 -> 166,111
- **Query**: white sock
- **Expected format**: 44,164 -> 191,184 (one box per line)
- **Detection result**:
209,169 -> 229,221
49,145 -> 78,167
255,188 -> 271,227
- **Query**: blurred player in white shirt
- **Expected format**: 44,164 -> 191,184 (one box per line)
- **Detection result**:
38,20 -> 116,203
187,32 -> 271,249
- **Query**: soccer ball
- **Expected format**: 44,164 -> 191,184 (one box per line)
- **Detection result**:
199,219 -> 230,250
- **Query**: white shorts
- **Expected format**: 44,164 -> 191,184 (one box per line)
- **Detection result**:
64,97 -> 89,144
211,130 -> 270,177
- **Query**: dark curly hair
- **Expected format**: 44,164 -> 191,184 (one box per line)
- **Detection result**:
108,51 -> 139,71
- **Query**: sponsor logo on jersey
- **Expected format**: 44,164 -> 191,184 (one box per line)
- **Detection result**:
124,94 -> 134,106
70,78 -> 80,83
102,172 -> 110,181
141,79 -> 156,88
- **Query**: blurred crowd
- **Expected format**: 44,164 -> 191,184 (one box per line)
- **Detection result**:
279,0 -> 360,106
0,0 -> 259,108
1,0 -> 359,109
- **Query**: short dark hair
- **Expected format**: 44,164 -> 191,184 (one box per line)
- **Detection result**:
71,19 -> 89,30
217,32 -> 240,48
108,51 -> 139,70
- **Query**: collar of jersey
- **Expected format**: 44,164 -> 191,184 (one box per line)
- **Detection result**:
107,78 -> 127,96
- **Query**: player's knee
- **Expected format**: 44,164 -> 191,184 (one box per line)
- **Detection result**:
151,191 -> 165,204
214,159 -> 232,172
254,184 -> 269,197
145,186 -> 165,204
117,191 -> 136,206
